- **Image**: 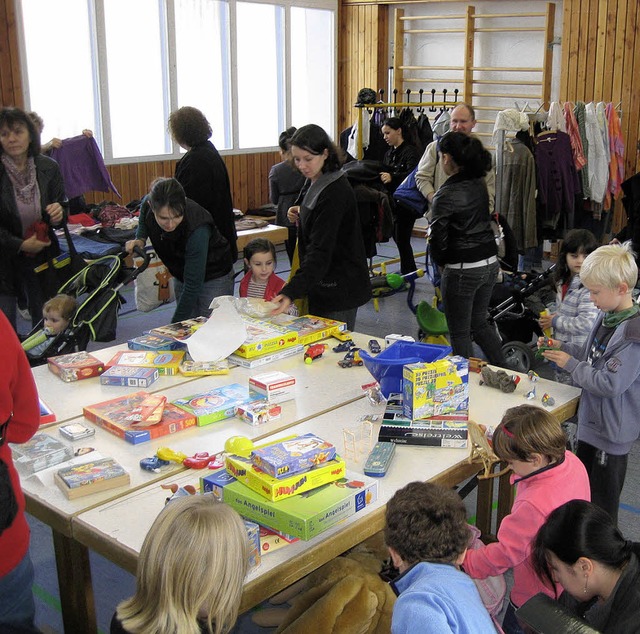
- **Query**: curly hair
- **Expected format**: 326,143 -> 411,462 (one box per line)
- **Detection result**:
168,106 -> 212,148
290,124 -> 343,173
0,107 -> 41,157
385,481 -> 469,565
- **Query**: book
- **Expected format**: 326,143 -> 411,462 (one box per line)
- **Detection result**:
272,314 -> 347,345
233,316 -> 299,359
55,458 -> 130,499
83,392 -> 197,444
105,350 -> 185,376
227,344 -> 304,369
147,316 -> 208,341
47,351 -> 105,382
171,384 -> 261,427
99,365 -> 159,388
11,433 -> 73,474
127,333 -> 186,351
223,470 -> 379,540
39,398 -> 56,425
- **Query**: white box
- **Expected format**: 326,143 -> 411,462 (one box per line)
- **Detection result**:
385,333 -> 415,348
249,371 -> 296,404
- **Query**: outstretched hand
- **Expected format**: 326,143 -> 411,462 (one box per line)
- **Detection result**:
270,294 -> 292,317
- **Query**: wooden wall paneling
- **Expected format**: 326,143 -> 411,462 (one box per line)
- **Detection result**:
611,0 -> 628,107
559,0 -> 571,99
0,0 -> 23,108
593,0 -> 609,101
394,8 -> 405,89
601,1 -> 617,100
583,0 -> 598,100
626,2 -> 640,174
463,5 -> 475,104
542,3 -> 555,104
564,0 -> 582,100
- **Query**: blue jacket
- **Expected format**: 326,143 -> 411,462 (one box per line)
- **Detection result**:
562,312 -> 640,454
391,561 -> 496,634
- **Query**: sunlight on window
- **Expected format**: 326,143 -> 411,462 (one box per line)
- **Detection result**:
104,0 -> 168,158
290,7 -> 334,135
21,0 -> 96,144
236,2 -> 283,148
174,0 -> 231,150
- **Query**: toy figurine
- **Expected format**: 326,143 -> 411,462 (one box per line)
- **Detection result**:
541,393 -> 555,407
304,343 -> 327,365
527,370 -> 539,382
526,386 -> 537,400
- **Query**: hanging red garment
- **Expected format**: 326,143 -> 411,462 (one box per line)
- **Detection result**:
606,103 -> 625,202
563,102 -> 587,172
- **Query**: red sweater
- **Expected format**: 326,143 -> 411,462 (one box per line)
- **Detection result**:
239,270 -> 285,301
0,312 -> 39,577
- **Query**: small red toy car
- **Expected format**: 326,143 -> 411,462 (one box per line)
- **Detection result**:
304,343 -> 327,364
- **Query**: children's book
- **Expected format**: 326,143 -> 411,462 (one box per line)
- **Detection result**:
105,350 -> 185,376
147,317 -> 208,341
47,351 -> 105,382
39,398 -> 56,425
83,392 -> 196,444
11,433 -> 73,474
55,458 -> 130,499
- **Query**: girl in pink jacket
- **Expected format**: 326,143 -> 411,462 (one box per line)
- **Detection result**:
463,404 -> 590,634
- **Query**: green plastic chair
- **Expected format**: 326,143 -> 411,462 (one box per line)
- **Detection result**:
416,299 -> 449,345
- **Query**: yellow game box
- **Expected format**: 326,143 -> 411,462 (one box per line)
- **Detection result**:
272,314 -> 347,346
234,316 -> 299,359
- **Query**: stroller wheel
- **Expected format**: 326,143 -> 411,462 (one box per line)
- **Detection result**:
502,341 -> 534,373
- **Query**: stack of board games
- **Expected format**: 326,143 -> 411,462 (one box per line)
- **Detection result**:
227,344 -> 304,369
201,434 -> 378,540
233,316 -> 298,359
48,351 -> 105,382
83,392 -> 196,444
272,314 -> 347,345
105,350 -> 185,376
127,333 -> 186,351
11,433 -> 73,474
55,458 -> 130,499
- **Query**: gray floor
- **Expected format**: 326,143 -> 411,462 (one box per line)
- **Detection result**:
22,236 -> 640,633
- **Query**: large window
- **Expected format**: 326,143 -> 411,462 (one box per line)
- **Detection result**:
18,0 -> 336,162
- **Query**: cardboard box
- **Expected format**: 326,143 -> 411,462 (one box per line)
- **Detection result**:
259,525 -> 299,554
234,317 -> 299,359
223,471 -> 378,540
105,350 -> 185,376
249,371 -> 296,404
402,356 -> 469,422
225,452 -> 347,502
39,398 -> 56,425
11,433 -> 73,474
244,519 -> 261,570
227,344 -> 304,369
83,391 -> 197,444
172,384 -> 261,427
235,400 -> 282,426
127,334 -> 186,351
272,314 -> 347,345
251,433 -> 337,479
47,351 -> 105,382
147,316 -> 208,341
201,468 -> 237,500
99,365 -> 159,388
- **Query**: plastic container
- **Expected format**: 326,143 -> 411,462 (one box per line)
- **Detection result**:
359,341 -> 452,397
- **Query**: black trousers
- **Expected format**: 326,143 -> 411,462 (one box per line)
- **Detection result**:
393,213 -> 417,275
576,440 -> 628,524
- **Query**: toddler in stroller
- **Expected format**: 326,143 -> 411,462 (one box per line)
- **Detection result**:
22,294 -> 77,361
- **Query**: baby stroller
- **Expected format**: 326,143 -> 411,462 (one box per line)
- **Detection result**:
23,247 -> 150,366
489,265 -> 556,373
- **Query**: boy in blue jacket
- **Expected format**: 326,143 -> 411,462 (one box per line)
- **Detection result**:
385,481 -> 496,634
541,242 -> 640,524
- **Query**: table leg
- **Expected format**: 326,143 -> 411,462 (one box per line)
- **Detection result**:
52,530 -> 97,634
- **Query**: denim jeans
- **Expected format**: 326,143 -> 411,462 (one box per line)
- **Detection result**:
441,260 -> 506,366
502,600 -> 526,634
310,307 -> 358,332
173,269 -> 235,318
0,552 -> 37,631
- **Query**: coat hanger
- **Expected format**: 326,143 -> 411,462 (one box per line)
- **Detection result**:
441,89 -> 448,112
430,89 -> 437,113
418,89 -> 424,113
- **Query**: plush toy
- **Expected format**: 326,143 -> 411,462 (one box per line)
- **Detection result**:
252,533 -> 396,634
480,366 -> 520,393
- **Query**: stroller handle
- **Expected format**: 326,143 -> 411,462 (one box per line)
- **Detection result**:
118,245 -> 152,287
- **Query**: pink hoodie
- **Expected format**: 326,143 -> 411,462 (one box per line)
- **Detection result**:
463,451 -> 590,607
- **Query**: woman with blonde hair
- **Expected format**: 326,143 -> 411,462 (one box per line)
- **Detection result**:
111,495 -> 249,634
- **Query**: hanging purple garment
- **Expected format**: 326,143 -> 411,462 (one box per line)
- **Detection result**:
50,135 -> 120,199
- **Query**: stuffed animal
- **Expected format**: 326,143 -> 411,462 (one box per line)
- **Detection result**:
252,533 -> 396,634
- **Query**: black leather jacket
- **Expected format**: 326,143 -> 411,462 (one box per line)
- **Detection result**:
429,172 -> 497,266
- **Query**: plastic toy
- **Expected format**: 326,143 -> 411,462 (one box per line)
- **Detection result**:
139,456 -> 171,473
304,343 -> 327,364
541,393 -> 555,407
161,482 -> 197,504
527,370 -> 539,382
368,340 -> 381,354
156,446 -> 188,464
342,418 -> 374,461
468,357 -> 488,373
224,435 -> 254,458
183,452 -> 224,469
526,386 -> 537,400
536,338 -> 555,358
332,339 -> 356,353
338,348 -> 363,368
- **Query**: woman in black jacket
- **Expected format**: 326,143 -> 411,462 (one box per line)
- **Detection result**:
430,131 -> 505,365
270,124 -> 371,330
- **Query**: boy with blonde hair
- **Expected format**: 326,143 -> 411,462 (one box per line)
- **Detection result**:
541,242 -> 640,523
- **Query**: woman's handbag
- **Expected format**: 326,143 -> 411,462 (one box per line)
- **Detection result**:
34,221 -> 86,301
0,416 -> 18,536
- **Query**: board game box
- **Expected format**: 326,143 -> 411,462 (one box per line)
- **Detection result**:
179,359 -> 230,376
55,458 -> 130,499
171,383 -> 261,426
99,365 -> 159,388
47,351 -> 105,382
105,350 -> 185,376
259,525 -> 299,554
250,433 -> 337,480
272,314 -> 347,345
234,316 -> 299,359
248,371 -> 296,404
83,392 -> 197,444
39,398 -> 56,425
11,433 -> 73,474
223,471 -> 379,540
127,333 -> 187,351
227,344 -> 304,369
147,316 -> 208,341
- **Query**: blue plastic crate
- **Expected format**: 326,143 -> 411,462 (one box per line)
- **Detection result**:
359,341 -> 451,397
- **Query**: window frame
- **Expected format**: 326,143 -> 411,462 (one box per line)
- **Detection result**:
16,0 -> 337,164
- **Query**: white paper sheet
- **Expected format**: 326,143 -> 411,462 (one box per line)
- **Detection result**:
186,296 -> 247,362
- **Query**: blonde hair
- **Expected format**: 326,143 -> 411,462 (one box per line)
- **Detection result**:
580,242 -> 638,290
492,404 -> 566,464
116,495 -> 249,634
43,294 -> 76,320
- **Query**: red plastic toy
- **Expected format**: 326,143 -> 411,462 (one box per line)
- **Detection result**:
304,343 -> 327,365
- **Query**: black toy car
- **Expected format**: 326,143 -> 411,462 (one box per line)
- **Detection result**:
368,339 -> 381,354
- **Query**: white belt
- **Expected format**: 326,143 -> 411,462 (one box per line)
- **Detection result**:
445,255 -> 498,270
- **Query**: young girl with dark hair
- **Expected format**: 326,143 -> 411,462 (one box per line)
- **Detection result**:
532,499 -> 640,634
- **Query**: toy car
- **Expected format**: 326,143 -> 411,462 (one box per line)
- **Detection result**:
332,339 -> 356,353
338,348 -> 363,368
304,343 -> 327,364
368,339 -> 381,354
